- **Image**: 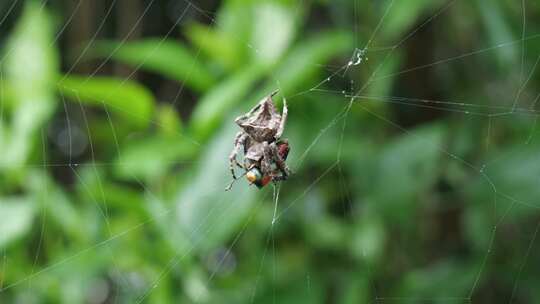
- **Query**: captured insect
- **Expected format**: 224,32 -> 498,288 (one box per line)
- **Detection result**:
226,90 -> 291,191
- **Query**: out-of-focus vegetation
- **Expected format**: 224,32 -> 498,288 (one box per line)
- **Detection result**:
1,0 -> 540,303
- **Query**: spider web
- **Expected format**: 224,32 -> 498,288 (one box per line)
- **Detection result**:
0,0 -> 539,303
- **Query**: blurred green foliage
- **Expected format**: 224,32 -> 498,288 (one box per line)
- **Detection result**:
1,0 -> 540,303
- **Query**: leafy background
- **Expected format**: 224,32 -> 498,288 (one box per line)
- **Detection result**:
1,0 -> 540,303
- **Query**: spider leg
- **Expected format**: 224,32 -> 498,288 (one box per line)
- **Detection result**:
269,142 -> 290,179
229,132 -> 247,179
270,174 -> 288,182
275,98 -> 288,140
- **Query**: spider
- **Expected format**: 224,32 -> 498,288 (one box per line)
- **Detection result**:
227,90 -> 291,190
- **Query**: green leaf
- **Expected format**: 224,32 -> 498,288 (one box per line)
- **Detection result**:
349,207 -> 386,265
254,279 -> 325,304
58,75 -> 155,128
465,144 -> 540,227
90,39 -> 215,91
372,124 -> 444,222
250,2 -> 297,65
0,197 -> 35,248
73,166 -> 147,220
379,0 -> 444,42
338,274 -> 372,304
26,171 -> 85,241
174,119 -> 258,252
397,261 -> 474,298
184,23 -> 243,71
462,141 -> 540,252
4,3 -> 58,99
216,0 -> 253,43
474,0 -> 517,67
365,53 -> 402,104
1,2 -> 58,170
257,31 -> 353,97
190,63 -> 268,140
114,136 -> 199,181
156,104 -> 183,136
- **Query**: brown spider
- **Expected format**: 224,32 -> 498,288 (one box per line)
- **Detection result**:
227,90 -> 291,190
